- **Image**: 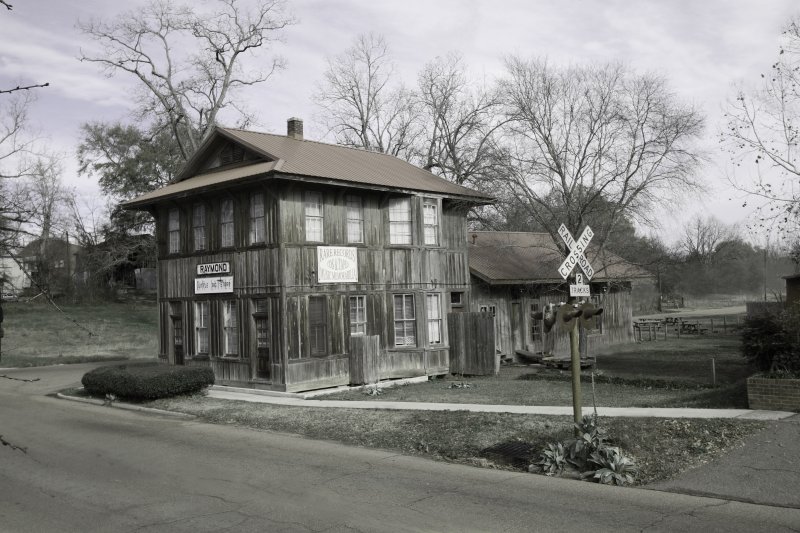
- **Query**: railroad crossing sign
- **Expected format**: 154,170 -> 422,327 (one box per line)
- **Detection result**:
557,224 -> 595,280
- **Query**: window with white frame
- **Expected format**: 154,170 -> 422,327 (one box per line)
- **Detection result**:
305,192 -> 323,242
249,194 -> 265,244
346,195 -> 364,243
349,295 -> 366,335
223,300 -> 238,356
192,204 -> 206,251
308,296 -> 328,356
426,293 -> 442,344
423,198 -> 439,245
220,199 -> 234,248
168,208 -> 180,254
194,301 -> 209,355
389,197 -> 412,245
393,294 -> 416,346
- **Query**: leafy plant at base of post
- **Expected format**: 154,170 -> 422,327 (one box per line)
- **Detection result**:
584,446 -> 639,486
534,442 -> 567,476
565,414 -> 605,470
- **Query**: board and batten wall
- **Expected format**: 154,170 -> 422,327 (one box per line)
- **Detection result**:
154,178 -> 471,392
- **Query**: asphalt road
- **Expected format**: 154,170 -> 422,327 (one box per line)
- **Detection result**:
1,364 -> 799,533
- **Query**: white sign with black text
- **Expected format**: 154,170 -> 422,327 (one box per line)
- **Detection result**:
317,247 -> 358,283
196,262 -> 231,276
570,284 -> 591,297
194,276 -> 234,294
557,224 -> 595,280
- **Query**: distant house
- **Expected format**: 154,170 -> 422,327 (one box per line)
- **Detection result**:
468,231 -> 653,359
123,119 -> 492,392
16,237 -> 83,297
0,255 -> 25,294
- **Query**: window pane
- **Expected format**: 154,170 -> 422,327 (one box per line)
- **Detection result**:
423,199 -> 438,245
349,295 -> 366,335
223,300 -> 238,356
427,294 -> 441,344
346,195 -> 363,243
221,199 -> 234,247
305,192 -> 324,242
249,194 -> 265,244
195,301 -> 209,354
193,204 -> 206,251
168,208 -> 180,254
389,198 -> 412,245
393,294 -> 416,346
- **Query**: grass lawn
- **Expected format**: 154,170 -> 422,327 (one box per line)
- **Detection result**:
1,301 -> 158,367
147,394 -> 765,486
322,333 -> 752,409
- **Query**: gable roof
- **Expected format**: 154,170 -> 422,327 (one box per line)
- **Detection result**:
124,127 -> 492,208
468,231 -> 652,284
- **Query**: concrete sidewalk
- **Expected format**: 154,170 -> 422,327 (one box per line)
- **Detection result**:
207,386 -> 795,420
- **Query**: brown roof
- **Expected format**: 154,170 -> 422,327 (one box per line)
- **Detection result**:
124,127 -> 492,208
468,231 -> 652,284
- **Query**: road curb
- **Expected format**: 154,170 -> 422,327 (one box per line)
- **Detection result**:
56,392 -> 196,419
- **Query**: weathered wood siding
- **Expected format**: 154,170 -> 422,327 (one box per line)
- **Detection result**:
470,281 -> 635,359
154,178 -> 472,391
448,312 -> 497,375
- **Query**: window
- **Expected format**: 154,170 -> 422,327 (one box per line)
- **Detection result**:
220,199 -> 234,248
309,296 -> 328,356
168,208 -> 180,254
223,300 -> 238,356
530,302 -> 542,343
389,198 -> 412,245
249,194 -> 265,244
426,293 -> 442,345
393,294 -> 416,346
423,198 -> 438,245
193,204 -> 206,251
194,301 -> 209,355
349,295 -> 366,335
305,192 -> 323,242
346,195 -> 364,243
450,292 -> 464,309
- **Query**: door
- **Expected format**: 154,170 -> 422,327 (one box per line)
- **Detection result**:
511,301 -> 524,352
254,300 -> 270,380
172,317 -> 184,365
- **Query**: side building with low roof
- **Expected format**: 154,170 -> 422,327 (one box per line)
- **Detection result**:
467,231 -> 653,360
124,118 -> 492,392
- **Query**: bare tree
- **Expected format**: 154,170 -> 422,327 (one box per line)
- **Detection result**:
499,58 -> 705,259
681,215 -> 737,264
0,93 -> 37,181
722,17 -> 800,237
417,53 -> 504,189
314,33 -> 419,158
79,0 -> 295,160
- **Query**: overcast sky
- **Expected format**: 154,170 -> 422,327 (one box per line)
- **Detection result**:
1,0 -> 797,244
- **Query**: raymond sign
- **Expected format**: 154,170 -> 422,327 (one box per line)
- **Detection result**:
196,262 -> 231,276
195,276 -> 233,294
317,247 -> 358,283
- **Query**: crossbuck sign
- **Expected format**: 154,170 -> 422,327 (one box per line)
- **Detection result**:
557,224 -> 595,280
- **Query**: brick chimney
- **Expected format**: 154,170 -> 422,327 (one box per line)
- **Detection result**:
287,117 -> 303,140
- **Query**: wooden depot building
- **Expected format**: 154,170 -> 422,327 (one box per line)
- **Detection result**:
124,118 -> 492,392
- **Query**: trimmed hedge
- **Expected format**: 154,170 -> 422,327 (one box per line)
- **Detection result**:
82,363 -> 215,401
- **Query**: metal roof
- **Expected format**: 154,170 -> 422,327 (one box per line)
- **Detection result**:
124,127 -> 493,208
468,231 -> 652,284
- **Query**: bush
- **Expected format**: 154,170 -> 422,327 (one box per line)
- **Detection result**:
82,363 -> 215,401
741,308 -> 800,373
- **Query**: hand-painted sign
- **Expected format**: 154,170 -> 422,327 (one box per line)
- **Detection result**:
557,224 -> 595,280
194,276 -> 234,294
317,247 -> 358,283
569,284 -> 591,297
196,262 -> 231,276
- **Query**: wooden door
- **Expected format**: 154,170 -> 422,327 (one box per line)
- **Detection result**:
511,301 -> 524,352
172,317 -> 184,365
254,302 -> 270,379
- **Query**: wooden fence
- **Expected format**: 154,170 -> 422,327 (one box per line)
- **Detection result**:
448,312 -> 497,376
349,335 -> 380,385
633,315 -> 745,342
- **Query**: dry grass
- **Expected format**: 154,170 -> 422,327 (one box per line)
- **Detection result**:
1,301 -> 157,366
147,394 -> 764,486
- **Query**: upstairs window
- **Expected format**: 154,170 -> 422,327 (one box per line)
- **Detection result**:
423,198 -> 439,245
389,198 -> 412,245
194,301 -> 209,355
305,192 -> 324,242
193,204 -> 206,251
220,199 -> 234,248
346,195 -> 364,243
249,194 -> 265,244
223,300 -> 239,356
220,143 -> 245,165
393,294 -> 416,346
168,208 -> 180,254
